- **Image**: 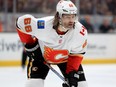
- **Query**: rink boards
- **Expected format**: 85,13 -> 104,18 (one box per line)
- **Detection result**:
0,33 -> 116,66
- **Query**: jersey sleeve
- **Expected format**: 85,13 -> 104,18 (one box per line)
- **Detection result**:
16,14 -> 37,35
70,22 -> 88,54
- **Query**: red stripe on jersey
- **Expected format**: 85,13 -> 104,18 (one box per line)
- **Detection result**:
17,28 -> 37,44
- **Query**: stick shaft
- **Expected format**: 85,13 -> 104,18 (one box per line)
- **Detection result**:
45,63 -> 69,85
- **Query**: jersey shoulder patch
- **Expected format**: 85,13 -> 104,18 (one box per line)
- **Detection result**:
37,20 -> 45,29
37,16 -> 54,30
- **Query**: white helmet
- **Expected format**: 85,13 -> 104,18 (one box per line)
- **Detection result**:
56,0 -> 77,16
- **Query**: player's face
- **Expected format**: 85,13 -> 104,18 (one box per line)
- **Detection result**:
61,14 -> 76,29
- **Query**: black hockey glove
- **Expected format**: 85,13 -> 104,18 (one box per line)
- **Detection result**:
62,83 -> 69,87
24,40 -> 44,62
63,71 -> 79,87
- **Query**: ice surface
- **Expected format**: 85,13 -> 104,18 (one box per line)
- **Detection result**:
0,64 -> 116,87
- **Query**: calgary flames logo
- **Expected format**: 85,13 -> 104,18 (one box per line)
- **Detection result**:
43,46 -> 69,64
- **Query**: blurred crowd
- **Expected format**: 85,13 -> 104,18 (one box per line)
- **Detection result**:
0,0 -> 116,33
80,0 -> 116,15
0,0 -> 75,14
16,0 -> 58,14
79,15 -> 116,33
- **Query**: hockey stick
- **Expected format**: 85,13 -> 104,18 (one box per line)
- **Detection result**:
44,62 -> 69,85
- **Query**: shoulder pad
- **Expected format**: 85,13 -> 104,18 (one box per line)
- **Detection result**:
16,14 -> 37,34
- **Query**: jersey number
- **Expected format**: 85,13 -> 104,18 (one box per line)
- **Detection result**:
80,26 -> 86,36
24,18 -> 32,32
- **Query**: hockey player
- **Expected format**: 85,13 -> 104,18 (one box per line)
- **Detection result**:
16,0 -> 88,87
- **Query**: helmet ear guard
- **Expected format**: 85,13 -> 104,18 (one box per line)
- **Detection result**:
56,0 -> 77,18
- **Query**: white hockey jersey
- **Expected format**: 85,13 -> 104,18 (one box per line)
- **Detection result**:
17,14 -> 87,63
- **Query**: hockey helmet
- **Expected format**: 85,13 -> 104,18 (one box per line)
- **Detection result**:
56,0 -> 77,17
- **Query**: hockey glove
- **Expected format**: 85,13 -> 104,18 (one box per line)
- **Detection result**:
24,39 -> 44,62
62,83 -> 69,87
66,71 -> 79,87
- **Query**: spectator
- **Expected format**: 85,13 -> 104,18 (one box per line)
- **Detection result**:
80,15 -> 94,33
80,0 -> 94,14
0,0 -> 3,12
41,0 -> 60,14
17,0 -> 44,13
99,18 -> 114,33
79,0 -> 115,15
0,17 -> 3,32
16,1 -> 25,12
7,0 -> 13,12
111,16 -> 116,32
106,0 -> 116,15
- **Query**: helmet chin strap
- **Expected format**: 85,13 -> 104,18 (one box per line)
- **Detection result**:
59,18 -> 70,32
59,25 -> 69,32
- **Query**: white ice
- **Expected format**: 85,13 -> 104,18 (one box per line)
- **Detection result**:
0,64 -> 116,87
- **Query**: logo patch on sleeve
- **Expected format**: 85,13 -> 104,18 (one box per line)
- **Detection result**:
37,20 -> 45,29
